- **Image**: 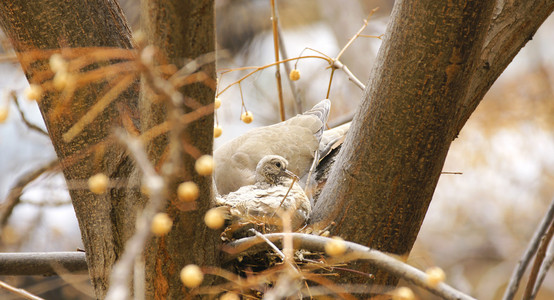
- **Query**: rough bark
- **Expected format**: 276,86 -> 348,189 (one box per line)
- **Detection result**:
455,0 -> 554,133
139,1 -> 220,299
0,1 -> 137,298
311,0 -> 496,288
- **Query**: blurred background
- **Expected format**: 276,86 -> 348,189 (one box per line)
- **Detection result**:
0,0 -> 553,299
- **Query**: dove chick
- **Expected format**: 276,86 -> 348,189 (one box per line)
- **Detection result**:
216,155 -> 311,232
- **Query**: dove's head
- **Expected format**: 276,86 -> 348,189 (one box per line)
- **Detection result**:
255,155 -> 298,186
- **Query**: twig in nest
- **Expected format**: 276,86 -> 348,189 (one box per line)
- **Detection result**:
249,228 -> 285,260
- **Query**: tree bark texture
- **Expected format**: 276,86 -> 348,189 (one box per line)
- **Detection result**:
140,1 -> 219,299
455,0 -> 554,134
0,1 -> 137,298
312,0 -> 496,288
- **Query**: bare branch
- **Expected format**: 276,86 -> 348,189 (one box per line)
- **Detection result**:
0,252 -> 87,276
503,197 -> 554,300
532,239 -> 554,298
275,16 -> 303,114
332,60 -> 365,91
11,92 -> 48,136
523,215 -> 554,299
270,0 -> 285,121
455,0 -> 554,134
0,159 -> 59,228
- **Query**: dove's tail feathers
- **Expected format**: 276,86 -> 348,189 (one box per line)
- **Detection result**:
303,99 -> 331,141
319,121 -> 351,158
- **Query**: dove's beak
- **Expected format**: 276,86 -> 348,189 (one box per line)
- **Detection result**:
284,169 -> 300,182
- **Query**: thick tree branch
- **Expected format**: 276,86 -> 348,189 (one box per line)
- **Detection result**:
455,0 -> 554,134
312,0 -> 496,287
0,1 -> 138,298
0,252 -> 87,276
139,1 -> 220,298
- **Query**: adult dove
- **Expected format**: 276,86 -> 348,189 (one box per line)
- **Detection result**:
214,99 -> 330,195
216,155 -> 311,232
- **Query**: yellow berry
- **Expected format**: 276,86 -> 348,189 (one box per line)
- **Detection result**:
214,97 -> 221,109
88,173 -> 109,194
177,181 -> 199,202
214,125 -> 222,138
195,155 -> 214,176
25,84 -> 43,101
392,287 -> 415,300
289,69 -> 300,81
53,71 -> 69,90
241,111 -> 253,124
133,30 -> 145,45
425,266 -> 446,287
49,53 -> 67,73
204,207 -> 225,229
180,264 -> 203,288
0,107 -> 8,123
325,236 -> 347,257
151,213 -> 173,236
220,292 -> 240,300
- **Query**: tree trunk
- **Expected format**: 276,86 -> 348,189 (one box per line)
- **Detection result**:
311,0 -> 496,288
312,0 -> 553,290
139,0 -> 219,299
0,0 -> 219,298
0,1 -> 137,297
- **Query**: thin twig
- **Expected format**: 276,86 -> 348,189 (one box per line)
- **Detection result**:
216,55 -> 329,96
11,92 -> 48,136
0,159 -> 59,228
335,8 -> 379,62
249,229 -> 285,260
324,9 -> 378,96
270,0 -> 285,121
105,131 -> 166,300
332,60 -> 365,91
523,216 -> 554,299
0,280 -> 45,300
503,197 -> 554,300
532,239 -> 554,297
326,68 -> 336,99
224,233 -> 476,300
276,15 -> 302,114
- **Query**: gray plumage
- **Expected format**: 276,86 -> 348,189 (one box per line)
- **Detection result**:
214,99 -> 331,195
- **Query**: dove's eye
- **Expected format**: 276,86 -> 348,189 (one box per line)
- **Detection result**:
275,162 -> 282,168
